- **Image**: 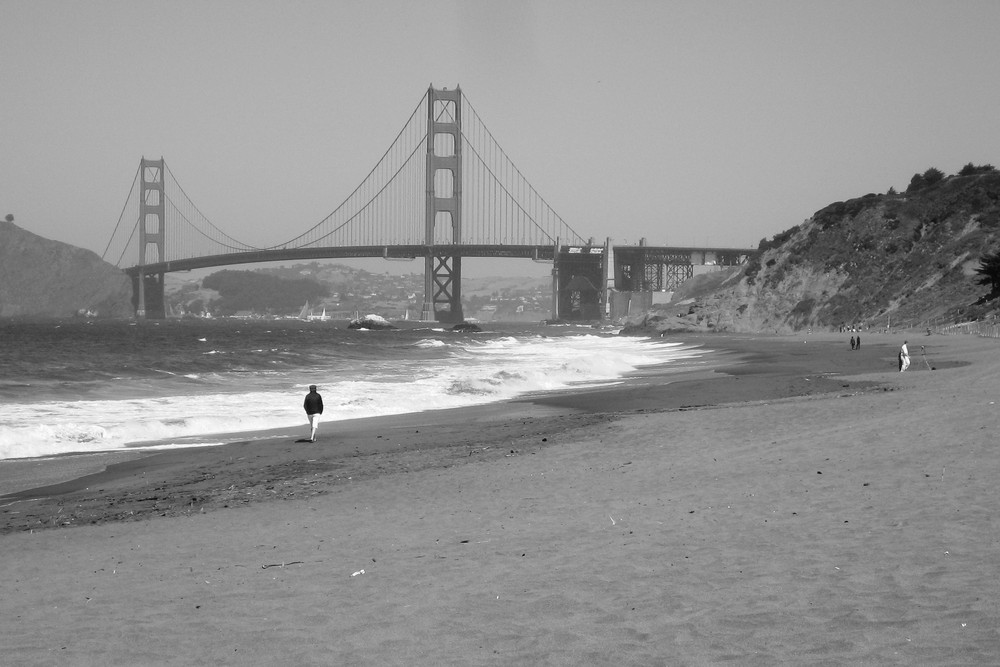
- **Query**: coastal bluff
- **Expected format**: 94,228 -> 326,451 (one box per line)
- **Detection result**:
0,219 -> 132,318
623,167 -> 1000,335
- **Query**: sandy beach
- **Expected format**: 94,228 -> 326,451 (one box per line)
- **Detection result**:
2,332 -> 999,665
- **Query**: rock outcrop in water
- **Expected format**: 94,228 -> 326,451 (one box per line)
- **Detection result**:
0,219 -> 133,318
347,314 -> 397,330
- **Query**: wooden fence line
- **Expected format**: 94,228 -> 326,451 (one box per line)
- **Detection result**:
938,319 -> 1000,338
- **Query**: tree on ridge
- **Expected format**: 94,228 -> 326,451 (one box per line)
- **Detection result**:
975,250 -> 1000,299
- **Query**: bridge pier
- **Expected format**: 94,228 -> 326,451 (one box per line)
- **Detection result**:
131,272 -> 165,320
422,254 -> 464,323
553,245 -> 606,321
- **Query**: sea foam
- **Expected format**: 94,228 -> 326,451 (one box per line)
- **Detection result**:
0,333 -> 701,460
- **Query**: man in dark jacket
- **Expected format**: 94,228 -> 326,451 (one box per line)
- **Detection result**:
303,385 -> 324,442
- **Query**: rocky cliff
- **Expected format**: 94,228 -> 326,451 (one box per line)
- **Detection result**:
0,219 -> 133,318
623,166 -> 1000,335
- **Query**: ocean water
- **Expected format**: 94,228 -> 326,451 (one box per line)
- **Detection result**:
0,319 -> 705,460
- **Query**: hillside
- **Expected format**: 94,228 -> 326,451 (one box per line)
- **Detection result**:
0,219 -> 132,318
623,165 -> 1000,334
165,262 -> 550,319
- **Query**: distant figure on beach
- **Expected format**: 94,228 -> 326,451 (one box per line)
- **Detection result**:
304,385 -> 324,442
899,341 -> 910,372
850,336 -> 856,350
855,334 -> 861,349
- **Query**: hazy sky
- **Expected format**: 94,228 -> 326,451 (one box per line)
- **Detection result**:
3,1 -> 1000,278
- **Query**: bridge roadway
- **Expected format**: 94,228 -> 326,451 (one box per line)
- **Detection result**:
124,244 -> 754,278
123,244 -> 558,276
125,242 -> 756,321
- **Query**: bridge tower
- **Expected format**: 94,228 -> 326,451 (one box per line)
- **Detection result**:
421,86 -> 464,323
135,157 -> 166,319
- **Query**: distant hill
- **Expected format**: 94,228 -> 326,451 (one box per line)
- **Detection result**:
198,269 -> 330,316
623,165 -> 1000,334
0,219 -> 132,318
165,262 -> 550,318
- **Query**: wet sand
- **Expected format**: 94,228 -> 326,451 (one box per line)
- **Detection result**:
2,332 -> 998,664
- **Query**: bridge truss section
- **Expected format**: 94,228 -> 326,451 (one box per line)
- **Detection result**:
615,248 -> 693,292
613,246 -> 754,292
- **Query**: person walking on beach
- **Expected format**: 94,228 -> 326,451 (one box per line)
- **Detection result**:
304,385 -> 324,442
855,334 -> 861,349
899,341 -> 910,372
850,336 -> 856,350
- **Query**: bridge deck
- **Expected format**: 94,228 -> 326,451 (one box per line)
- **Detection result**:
125,245 -> 560,276
125,244 -> 756,276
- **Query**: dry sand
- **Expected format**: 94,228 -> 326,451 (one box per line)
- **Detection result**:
2,332 -> 999,665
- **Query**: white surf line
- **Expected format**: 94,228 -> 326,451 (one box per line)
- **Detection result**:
0,496 -> 51,508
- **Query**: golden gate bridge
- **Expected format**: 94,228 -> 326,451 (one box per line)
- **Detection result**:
102,85 -> 753,322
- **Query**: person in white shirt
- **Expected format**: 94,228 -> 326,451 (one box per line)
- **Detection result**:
899,341 -> 910,372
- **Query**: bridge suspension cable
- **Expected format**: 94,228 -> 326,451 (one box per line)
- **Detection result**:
102,86 -> 588,270
273,94 -> 429,250
460,93 -> 585,246
162,163 -> 260,255
101,164 -> 141,267
273,88 -> 587,250
101,161 -> 262,268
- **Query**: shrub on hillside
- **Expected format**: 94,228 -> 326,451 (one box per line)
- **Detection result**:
975,250 -> 1000,299
906,167 -> 946,193
814,198 -> 876,229
790,297 -> 815,318
979,211 -> 1000,228
958,163 -> 997,177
